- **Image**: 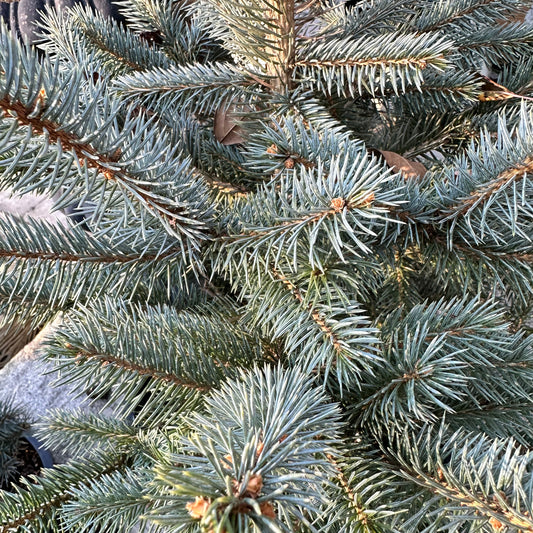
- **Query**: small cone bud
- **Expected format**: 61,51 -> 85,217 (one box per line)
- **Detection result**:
489,517 -> 503,531
256,440 -> 264,456
259,502 -> 276,519
330,197 -> 346,212
245,473 -> 263,498
186,496 -> 210,519
284,157 -> 295,169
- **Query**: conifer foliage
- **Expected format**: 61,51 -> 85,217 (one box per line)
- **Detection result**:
1,0 -> 533,531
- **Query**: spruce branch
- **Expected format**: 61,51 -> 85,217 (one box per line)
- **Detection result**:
0,214 -> 186,306
419,230 -> 533,298
221,149 -> 399,273
147,365 -> 342,531
44,298 -> 260,426
320,442 -> 414,533
1,0 -> 533,530
36,410 -> 142,457
296,32 -> 452,96
122,0 -> 227,64
324,0 -> 416,40
62,468 -> 160,533
434,105 -> 533,231
412,0 -> 529,33
455,22 -> 533,67
389,426 -> 533,531
235,262 -> 381,389
0,25 -> 212,245
0,454 -> 129,533
388,70 -> 482,113
38,5 -> 172,81
0,91 -> 209,244
448,403 -> 533,446
354,297 -> 533,429
114,62 -> 263,116
47,5 -> 171,75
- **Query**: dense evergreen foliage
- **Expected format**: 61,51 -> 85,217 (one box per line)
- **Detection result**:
0,400 -> 29,491
1,0 -> 533,531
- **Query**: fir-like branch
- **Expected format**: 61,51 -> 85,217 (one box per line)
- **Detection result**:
0,214 -> 186,306
296,32 -> 452,96
147,365 -> 342,531
44,298 -> 260,426
0,455 -> 128,532
236,261 -> 381,389
114,62 -> 263,116
412,0 -> 527,33
389,426 -> 533,531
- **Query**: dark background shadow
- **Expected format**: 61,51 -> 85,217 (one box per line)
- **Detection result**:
0,0 -> 123,43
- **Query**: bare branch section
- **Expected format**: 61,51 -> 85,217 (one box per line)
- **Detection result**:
266,0 -> 296,92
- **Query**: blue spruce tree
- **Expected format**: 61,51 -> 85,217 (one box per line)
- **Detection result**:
1,0 -> 533,531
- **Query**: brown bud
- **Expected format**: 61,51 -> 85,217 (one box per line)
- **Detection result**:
489,517 -> 504,531
256,441 -> 264,457
437,468 -> 444,481
32,88 -> 47,112
266,144 -> 278,154
64,343 -> 73,349
284,157 -> 295,169
259,502 -> 276,519
244,473 -> 263,498
330,197 -> 346,212
186,496 -> 211,519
